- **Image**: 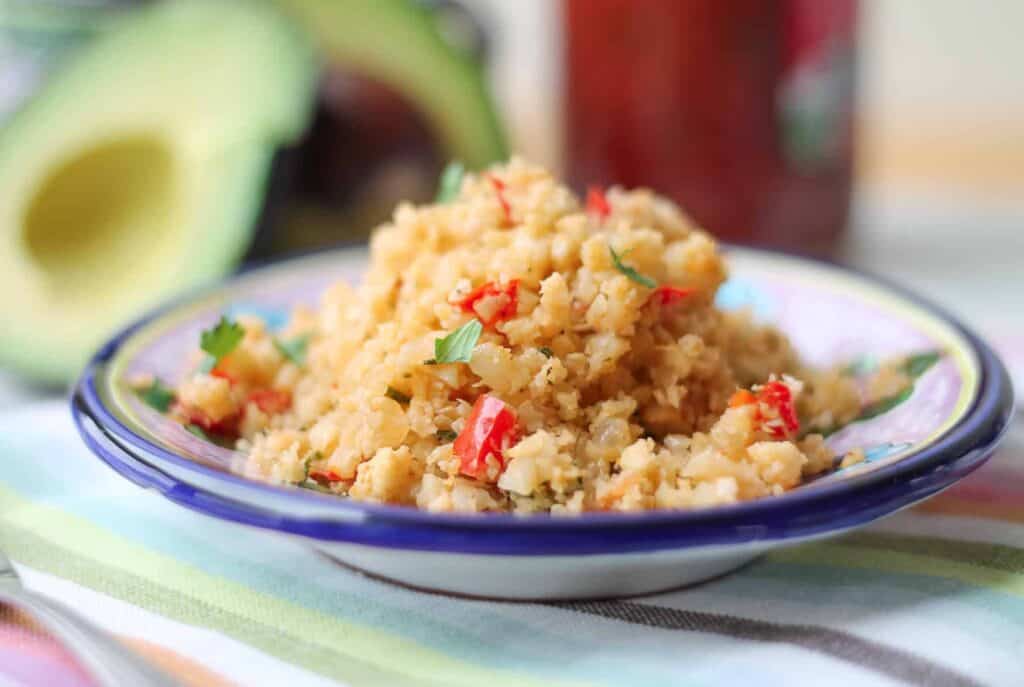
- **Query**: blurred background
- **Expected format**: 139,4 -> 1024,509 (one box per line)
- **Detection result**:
0,0 -> 1021,399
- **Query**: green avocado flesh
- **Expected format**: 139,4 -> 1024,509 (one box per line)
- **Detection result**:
0,0 -> 316,384
278,0 -> 507,167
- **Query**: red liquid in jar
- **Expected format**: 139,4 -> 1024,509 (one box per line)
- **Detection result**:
565,0 -> 857,257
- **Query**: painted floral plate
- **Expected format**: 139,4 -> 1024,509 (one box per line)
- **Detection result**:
71,247 -> 1013,599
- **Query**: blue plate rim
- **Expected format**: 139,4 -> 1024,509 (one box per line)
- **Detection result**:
71,245 -> 1016,538
72,383 -> 1009,554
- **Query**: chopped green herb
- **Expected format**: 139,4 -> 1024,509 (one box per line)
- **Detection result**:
903,351 -> 941,378
134,378 -> 175,413
538,347 -> 553,358
199,316 -> 244,370
303,451 -> 323,480
185,424 -> 209,440
857,386 -> 914,422
423,358 -> 438,365
274,334 -> 309,366
436,429 -> 458,442
432,319 -> 483,364
385,386 -> 411,404
435,161 -> 465,203
298,481 -> 333,493
841,355 -> 878,377
609,246 -> 656,288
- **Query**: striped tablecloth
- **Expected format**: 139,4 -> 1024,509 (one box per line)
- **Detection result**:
0,375 -> 1020,687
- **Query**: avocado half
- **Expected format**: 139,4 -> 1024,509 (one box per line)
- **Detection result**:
0,0 -> 316,385
278,0 -> 506,167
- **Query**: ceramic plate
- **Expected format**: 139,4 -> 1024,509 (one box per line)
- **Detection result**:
72,246 -> 1013,599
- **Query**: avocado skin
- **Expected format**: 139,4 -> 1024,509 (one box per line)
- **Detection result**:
253,0 -> 507,255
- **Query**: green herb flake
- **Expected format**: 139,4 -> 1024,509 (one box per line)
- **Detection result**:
436,429 -> 458,443
435,161 -> 465,203
298,481 -> 333,493
199,317 -> 244,369
185,424 -> 209,440
274,334 -> 310,366
302,451 -> 324,480
385,386 -> 411,404
538,347 -> 553,358
857,386 -> 914,422
134,378 -> 176,413
841,355 -> 878,378
903,351 -> 941,378
432,319 -> 483,364
609,246 -> 656,288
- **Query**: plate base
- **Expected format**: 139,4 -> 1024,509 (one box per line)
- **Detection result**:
316,541 -> 769,600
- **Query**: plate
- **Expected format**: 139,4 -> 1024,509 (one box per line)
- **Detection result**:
71,246 -> 1014,599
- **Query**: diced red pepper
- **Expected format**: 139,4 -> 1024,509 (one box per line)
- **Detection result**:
177,402 -> 239,437
586,186 -> 611,221
756,381 -> 799,439
454,280 -> 520,327
210,367 -> 237,385
309,469 -> 347,486
454,395 -> 519,482
247,389 -> 292,415
651,285 -> 695,306
727,382 -> 799,439
487,174 -> 512,225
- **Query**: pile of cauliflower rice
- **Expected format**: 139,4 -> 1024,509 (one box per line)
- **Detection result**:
172,159 -> 869,514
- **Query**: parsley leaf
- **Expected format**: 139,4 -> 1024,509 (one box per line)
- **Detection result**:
841,354 -> 877,377
298,481 -> 333,493
385,386 -> 411,404
436,429 -> 458,443
134,378 -> 175,413
435,161 -> 465,203
903,351 -> 941,378
609,246 -> 656,288
303,451 -> 323,480
274,334 -> 310,366
199,317 -> 244,370
432,319 -> 482,364
857,386 -> 914,421
185,424 -> 209,440
538,347 -> 553,358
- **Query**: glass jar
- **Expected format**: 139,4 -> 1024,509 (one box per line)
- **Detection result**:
564,0 -> 858,257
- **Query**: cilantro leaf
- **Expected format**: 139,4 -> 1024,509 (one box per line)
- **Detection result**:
432,319 -> 482,364
436,429 -> 458,443
436,161 -> 465,203
199,317 -> 244,369
185,424 -> 209,441
298,481 -> 334,493
903,351 -> 941,378
609,246 -> 656,288
274,334 -> 309,366
303,451 -> 323,480
134,378 -> 175,413
385,386 -> 411,404
857,386 -> 914,421
841,354 -> 877,378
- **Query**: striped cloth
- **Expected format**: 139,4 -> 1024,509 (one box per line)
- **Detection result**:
0,392 -> 1021,687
